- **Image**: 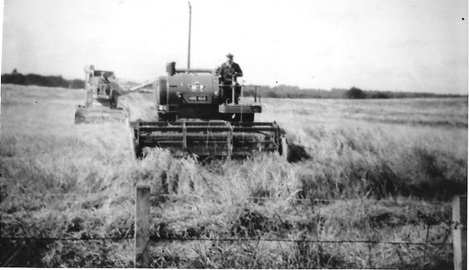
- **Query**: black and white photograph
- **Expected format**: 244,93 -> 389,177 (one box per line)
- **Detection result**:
0,0 -> 467,268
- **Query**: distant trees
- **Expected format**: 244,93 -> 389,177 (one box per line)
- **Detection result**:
1,69 -> 463,99
243,85 -> 367,99
345,87 -> 367,99
243,85 -> 462,99
69,79 -> 85,89
1,70 -> 85,89
243,85 -> 346,99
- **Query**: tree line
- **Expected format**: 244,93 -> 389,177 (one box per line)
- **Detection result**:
243,85 -> 464,99
1,69 -> 84,89
1,70 -> 464,99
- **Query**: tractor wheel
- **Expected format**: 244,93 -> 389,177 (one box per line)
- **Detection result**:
110,91 -> 118,109
74,106 -> 86,124
135,143 -> 143,158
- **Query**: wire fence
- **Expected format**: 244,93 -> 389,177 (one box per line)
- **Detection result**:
149,192 -> 456,205
0,236 -> 133,241
0,188 -> 464,269
134,188 -> 460,268
158,236 -> 452,244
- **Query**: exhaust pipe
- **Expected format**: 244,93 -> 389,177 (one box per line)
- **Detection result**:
187,1 -> 192,72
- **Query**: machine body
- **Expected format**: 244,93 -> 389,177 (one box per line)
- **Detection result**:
155,62 -> 261,122
130,62 -> 287,159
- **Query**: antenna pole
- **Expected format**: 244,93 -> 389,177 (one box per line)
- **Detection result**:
187,1 -> 192,71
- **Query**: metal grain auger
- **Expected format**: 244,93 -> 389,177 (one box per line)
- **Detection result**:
129,3 -> 288,160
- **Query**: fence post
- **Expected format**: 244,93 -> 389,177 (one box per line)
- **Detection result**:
452,195 -> 467,270
135,185 -> 151,268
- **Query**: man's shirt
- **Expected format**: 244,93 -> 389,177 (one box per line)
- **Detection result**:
216,62 -> 243,83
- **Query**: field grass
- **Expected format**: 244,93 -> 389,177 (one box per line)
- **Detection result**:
0,84 -> 467,268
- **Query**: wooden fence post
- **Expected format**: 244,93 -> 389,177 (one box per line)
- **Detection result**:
452,195 -> 467,270
135,185 -> 151,268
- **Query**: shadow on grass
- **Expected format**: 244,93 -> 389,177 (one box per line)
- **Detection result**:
287,142 -> 312,163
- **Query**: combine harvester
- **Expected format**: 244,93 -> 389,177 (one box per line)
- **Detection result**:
74,66 -> 151,124
130,3 -> 288,160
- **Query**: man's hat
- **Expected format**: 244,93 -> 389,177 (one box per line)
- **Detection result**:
226,53 -> 234,58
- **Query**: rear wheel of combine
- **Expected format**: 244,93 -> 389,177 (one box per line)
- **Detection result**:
74,106 -> 86,124
135,143 -> 143,158
280,136 -> 289,161
110,91 -> 118,109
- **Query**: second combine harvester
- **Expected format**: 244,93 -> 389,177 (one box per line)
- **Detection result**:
130,3 -> 288,159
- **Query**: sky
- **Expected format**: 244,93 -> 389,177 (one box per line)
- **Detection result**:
1,0 -> 467,94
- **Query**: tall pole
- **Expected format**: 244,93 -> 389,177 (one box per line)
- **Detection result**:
187,1 -> 192,71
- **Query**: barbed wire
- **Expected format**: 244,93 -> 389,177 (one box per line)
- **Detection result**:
149,192 -> 452,206
1,196 -> 456,243
147,236 -> 451,247
0,236 -> 133,241
0,235 -> 451,247
0,191 -> 324,202
0,190 -> 457,269
151,193 -> 336,204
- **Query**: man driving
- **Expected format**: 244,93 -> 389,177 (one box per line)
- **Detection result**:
216,53 -> 243,104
